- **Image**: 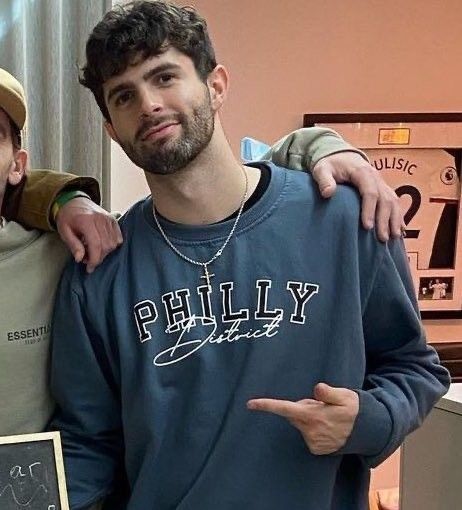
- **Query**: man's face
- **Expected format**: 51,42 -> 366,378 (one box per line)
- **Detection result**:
104,47 -> 215,175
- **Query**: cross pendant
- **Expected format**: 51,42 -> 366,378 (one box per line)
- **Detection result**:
200,264 -> 215,289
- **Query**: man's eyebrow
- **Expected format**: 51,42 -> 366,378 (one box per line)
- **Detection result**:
0,124 -> 7,138
106,63 -> 182,104
142,62 -> 182,81
107,81 -> 134,105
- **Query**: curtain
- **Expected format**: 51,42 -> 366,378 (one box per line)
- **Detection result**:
0,0 -> 112,206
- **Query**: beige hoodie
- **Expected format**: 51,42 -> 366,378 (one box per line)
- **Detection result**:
0,220 -> 69,435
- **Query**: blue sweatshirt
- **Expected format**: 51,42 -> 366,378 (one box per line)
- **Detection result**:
50,163 -> 449,510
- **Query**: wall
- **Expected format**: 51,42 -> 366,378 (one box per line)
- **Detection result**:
110,0 -> 462,490
196,0 -> 462,149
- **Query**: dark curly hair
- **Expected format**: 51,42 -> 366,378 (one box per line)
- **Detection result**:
80,0 -> 217,121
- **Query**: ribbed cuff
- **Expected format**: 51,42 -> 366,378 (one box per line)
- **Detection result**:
337,390 -> 392,457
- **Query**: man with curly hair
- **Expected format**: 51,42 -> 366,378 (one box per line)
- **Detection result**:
49,2 -> 449,509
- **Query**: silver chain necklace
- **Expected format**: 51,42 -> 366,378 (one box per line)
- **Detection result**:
152,166 -> 249,290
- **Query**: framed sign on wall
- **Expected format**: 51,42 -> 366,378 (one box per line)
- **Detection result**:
304,113 -> 462,319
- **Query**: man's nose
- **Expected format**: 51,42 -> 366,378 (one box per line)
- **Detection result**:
139,88 -> 163,116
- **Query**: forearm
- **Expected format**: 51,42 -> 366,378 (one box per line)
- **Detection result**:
3,169 -> 100,231
340,239 -> 450,466
262,127 -> 368,171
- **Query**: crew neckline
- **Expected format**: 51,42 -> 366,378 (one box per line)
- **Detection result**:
142,162 -> 286,244
0,220 -> 42,261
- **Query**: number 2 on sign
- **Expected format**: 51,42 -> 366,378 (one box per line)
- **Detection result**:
395,185 -> 421,238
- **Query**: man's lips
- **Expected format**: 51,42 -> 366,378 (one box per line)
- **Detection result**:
140,122 -> 180,141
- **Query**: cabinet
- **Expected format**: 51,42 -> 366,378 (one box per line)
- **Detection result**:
400,383 -> 462,509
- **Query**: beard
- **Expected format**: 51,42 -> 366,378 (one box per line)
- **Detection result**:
118,90 -> 215,175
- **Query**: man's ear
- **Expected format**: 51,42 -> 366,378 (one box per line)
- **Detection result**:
105,121 -> 120,143
8,149 -> 27,186
207,65 -> 229,112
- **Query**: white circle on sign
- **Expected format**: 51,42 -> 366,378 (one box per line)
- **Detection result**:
440,166 -> 457,185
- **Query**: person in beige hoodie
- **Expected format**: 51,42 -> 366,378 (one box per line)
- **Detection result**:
0,68 -> 125,437
0,79 -> 70,435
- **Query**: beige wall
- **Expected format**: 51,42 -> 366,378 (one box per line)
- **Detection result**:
110,0 -> 462,490
194,0 -> 462,152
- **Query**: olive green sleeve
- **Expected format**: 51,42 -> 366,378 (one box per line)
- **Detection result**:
3,169 -> 100,232
262,127 -> 369,171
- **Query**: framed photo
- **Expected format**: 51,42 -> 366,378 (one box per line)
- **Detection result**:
304,113 -> 462,318
0,431 -> 69,510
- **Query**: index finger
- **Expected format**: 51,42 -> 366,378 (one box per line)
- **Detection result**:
247,398 -> 305,421
348,167 -> 379,230
81,223 -> 103,273
58,224 -> 86,263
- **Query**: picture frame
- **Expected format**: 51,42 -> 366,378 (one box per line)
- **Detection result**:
304,113 -> 462,318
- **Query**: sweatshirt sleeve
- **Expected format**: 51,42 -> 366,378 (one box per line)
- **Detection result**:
49,267 -> 121,510
339,237 -> 450,467
261,127 -> 369,171
3,169 -> 100,232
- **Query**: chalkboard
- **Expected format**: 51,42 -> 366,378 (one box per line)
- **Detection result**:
0,432 -> 69,510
